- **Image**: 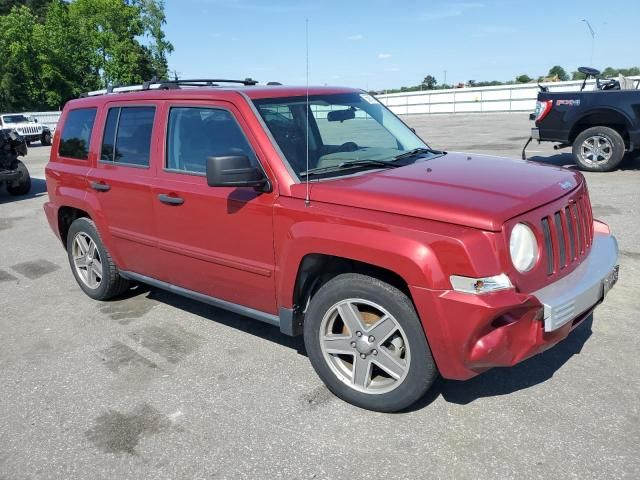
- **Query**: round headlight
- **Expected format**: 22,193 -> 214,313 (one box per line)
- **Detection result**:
510,223 -> 538,272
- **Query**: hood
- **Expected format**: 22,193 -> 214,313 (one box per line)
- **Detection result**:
294,152 -> 583,231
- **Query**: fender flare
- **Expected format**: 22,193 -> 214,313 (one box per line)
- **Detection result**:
275,221 -> 446,309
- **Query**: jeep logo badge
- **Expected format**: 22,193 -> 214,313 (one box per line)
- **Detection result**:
559,180 -> 573,190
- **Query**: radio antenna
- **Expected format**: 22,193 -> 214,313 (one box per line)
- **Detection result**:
304,18 -> 311,207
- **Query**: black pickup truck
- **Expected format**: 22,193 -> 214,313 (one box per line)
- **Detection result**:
525,67 -> 640,172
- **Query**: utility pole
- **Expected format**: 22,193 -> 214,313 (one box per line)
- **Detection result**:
581,19 -> 595,66
443,70 -> 447,87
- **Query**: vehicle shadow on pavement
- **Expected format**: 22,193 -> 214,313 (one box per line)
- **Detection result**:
0,177 -> 47,204
409,316 -> 594,409
527,152 -> 640,171
128,285 -> 307,355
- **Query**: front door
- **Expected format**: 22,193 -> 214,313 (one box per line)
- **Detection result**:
151,101 -> 277,314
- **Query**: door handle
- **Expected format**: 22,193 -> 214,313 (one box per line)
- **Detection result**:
158,194 -> 184,206
90,181 -> 111,192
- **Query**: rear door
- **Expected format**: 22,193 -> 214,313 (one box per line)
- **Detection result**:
47,107 -> 98,205
151,100 -> 277,314
86,101 -> 162,279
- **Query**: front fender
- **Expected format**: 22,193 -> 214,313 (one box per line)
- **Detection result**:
273,198 -> 504,309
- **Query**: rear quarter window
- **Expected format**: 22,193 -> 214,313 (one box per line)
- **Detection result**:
58,108 -> 97,160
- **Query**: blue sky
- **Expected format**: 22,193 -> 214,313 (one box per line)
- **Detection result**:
164,0 -> 639,90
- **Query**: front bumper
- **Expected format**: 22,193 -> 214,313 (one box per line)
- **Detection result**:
534,233 -> 618,331
410,229 -> 619,380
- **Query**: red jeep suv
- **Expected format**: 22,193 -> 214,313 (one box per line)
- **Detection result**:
44,79 -> 619,412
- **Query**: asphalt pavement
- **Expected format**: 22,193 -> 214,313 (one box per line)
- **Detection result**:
1,112 -> 638,479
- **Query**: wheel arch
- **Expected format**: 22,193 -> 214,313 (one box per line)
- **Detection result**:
569,108 -> 631,145
292,254 -> 414,315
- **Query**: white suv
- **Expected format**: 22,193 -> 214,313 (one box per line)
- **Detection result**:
0,113 -> 52,145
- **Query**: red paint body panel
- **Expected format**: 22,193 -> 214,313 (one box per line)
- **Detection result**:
45,85 -> 612,383
299,153 -> 584,232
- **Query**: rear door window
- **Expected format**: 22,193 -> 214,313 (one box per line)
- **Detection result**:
101,106 -> 155,167
58,108 -> 97,160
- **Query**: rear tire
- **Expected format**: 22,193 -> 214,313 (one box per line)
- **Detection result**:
303,273 -> 437,412
573,126 -> 625,172
66,217 -> 130,300
6,160 -> 31,196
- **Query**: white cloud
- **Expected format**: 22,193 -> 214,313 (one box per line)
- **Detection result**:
378,53 -> 392,59
419,2 -> 484,20
348,34 -> 364,41
208,32 -> 223,38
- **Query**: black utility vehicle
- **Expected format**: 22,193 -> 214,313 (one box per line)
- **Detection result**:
0,130 -> 30,196
524,67 -> 640,172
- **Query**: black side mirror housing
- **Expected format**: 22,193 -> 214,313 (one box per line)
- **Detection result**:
206,155 -> 271,191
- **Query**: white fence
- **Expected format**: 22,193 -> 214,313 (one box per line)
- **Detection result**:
375,77 -> 640,115
25,111 -> 61,131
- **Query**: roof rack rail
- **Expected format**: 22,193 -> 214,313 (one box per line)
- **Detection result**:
84,77 -> 259,97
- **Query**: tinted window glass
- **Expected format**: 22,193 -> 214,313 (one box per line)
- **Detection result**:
59,108 -> 97,160
101,106 -> 155,166
101,108 -> 118,161
166,107 -> 257,174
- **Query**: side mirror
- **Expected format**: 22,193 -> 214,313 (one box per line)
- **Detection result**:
206,155 -> 271,191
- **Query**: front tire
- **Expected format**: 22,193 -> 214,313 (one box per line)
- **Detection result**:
66,218 -> 130,300
41,132 -> 51,146
6,160 -> 31,196
303,273 -> 437,412
573,126 -> 625,172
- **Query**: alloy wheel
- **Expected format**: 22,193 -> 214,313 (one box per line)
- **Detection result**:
72,232 -> 103,289
581,135 -> 613,164
319,298 -> 411,394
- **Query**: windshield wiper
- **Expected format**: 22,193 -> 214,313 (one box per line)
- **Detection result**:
392,147 -> 442,161
300,159 -> 400,178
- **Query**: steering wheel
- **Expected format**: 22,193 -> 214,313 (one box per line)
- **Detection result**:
337,141 -> 359,152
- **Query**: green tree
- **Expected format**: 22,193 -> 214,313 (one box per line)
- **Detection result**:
515,74 -> 532,83
137,0 -> 173,79
421,74 -> 437,90
0,6 -> 41,110
0,0 -> 51,19
36,0 -> 101,106
620,67 -> 640,76
548,65 -> 569,81
0,0 -> 173,110
69,0 -> 154,87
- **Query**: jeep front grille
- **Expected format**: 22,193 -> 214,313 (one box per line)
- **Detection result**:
540,193 -> 593,275
17,126 -> 41,135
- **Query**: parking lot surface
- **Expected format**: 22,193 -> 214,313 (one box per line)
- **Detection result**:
1,113 -> 638,479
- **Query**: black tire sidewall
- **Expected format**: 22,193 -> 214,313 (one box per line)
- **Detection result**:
6,160 -> 31,195
573,126 -> 625,172
66,218 -> 115,300
303,273 -> 437,412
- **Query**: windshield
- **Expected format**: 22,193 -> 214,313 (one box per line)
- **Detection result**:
253,92 -> 431,179
2,115 -> 29,124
